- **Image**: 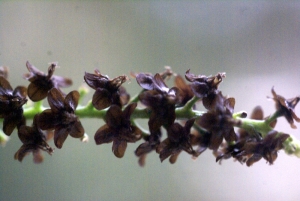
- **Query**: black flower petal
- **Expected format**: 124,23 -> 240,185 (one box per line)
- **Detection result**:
37,88 -> 84,149
24,61 -> 72,101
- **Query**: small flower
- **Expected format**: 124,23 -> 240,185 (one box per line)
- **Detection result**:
0,77 -> 27,135
270,87 -> 300,128
38,88 -> 84,148
216,131 -> 289,166
190,128 -> 211,156
137,73 -> 179,132
14,115 -> 54,163
214,106 -> 276,164
23,61 -> 72,102
136,73 -> 178,94
185,70 -> 226,99
84,70 -> 128,110
135,130 -> 162,167
156,119 -> 197,163
94,103 -> 142,158
140,90 -> 177,132
197,92 -> 237,150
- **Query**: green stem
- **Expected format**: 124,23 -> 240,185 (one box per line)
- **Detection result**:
175,96 -> 204,119
283,135 -> 300,157
265,110 -> 281,125
234,117 -> 272,138
23,101 -> 45,119
75,101 -> 107,118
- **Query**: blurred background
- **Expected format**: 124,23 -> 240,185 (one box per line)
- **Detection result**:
1,1 -> 300,201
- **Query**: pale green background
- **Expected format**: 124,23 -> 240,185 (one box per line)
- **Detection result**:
1,1 -> 300,201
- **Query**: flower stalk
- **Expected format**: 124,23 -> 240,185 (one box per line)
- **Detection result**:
1,62 -> 300,166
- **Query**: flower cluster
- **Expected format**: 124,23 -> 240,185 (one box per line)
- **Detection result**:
0,62 -> 299,167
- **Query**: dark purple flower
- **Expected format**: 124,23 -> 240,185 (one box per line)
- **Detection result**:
185,70 -> 226,99
156,119 -> 197,163
136,73 -> 178,95
137,73 -> 179,133
23,61 -> 72,102
84,70 -> 128,110
190,128 -> 211,156
197,92 -> 237,150
14,115 -> 54,163
216,131 -> 289,166
38,88 -> 84,149
94,103 -> 142,158
135,130 -> 162,167
270,87 -> 300,128
140,90 -> 177,132
0,77 -> 27,135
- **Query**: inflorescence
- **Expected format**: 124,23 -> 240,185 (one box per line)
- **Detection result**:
1,62 -> 300,166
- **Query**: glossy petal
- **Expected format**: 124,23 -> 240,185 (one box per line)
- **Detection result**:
92,88 -> 111,110
48,88 -> 65,113
135,142 -> 155,156
105,105 -> 122,128
3,116 -> 17,136
139,90 -> 161,107
112,140 -> 127,158
64,90 -> 79,112
54,127 -> 69,149
169,152 -> 181,164
69,121 -> 84,138
84,72 -> 108,89
0,77 -> 12,94
94,125 -> 114,145
153,73 -> 168,92
27,82 -> 49,101
191,82 -> 209,98
38,109 -> 59,130
13,86 -> 27,99
136,73 -> 154,90
122,102 -> 137,120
